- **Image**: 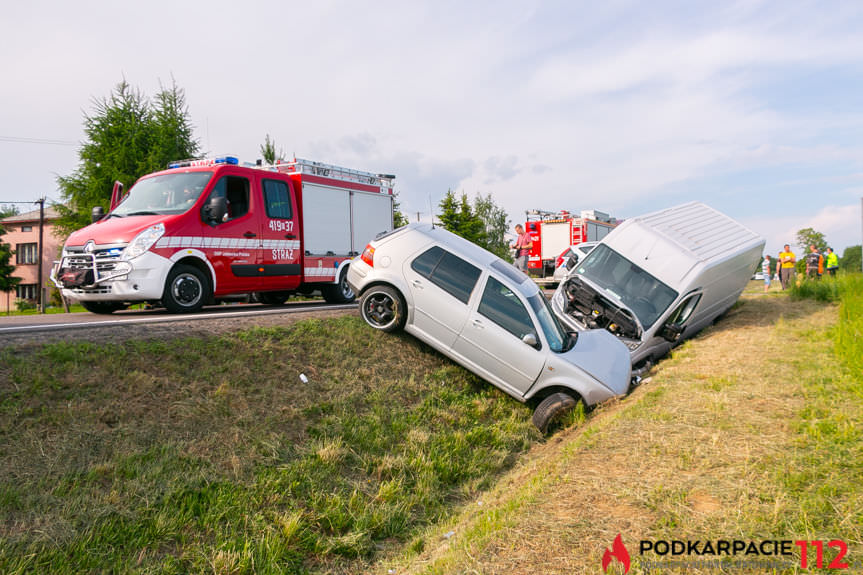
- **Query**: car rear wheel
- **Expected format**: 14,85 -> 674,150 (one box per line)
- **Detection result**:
359,285 -> 406,332
532,392 -> 580,434
81,301 -> 128,314
162,264 -> 209,314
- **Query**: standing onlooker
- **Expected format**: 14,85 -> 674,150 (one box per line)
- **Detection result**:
805,244 -> 823,279
778,244 -> 796,290
762,255 -> 772,293
511,224 -> 533,273
825,247 -> 839,277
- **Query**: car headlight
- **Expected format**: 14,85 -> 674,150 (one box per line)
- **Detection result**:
122,223 -> 165,261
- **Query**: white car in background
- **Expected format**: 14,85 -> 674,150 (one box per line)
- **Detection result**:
551,242 -> 599,285
347,223 -> 632,432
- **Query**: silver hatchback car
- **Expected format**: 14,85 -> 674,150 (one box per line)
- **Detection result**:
347,223 -> 632,432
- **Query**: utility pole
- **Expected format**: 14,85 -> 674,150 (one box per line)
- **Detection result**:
37,197 -> 45,313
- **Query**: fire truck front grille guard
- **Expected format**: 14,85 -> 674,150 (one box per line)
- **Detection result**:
51,247 -> 131,289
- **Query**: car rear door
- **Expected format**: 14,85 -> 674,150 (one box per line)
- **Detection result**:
453,274 -> 546,397
403,245 -> 481,348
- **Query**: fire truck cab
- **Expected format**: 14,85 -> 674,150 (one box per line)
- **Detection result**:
52,157 -> 395,313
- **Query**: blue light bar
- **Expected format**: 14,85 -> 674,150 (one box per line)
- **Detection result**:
167,156 -> 240,169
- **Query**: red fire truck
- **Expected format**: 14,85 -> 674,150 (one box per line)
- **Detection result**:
52,156 -> 395,313
525,209 -> 617,276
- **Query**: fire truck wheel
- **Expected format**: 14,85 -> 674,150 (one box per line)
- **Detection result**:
163,264 -> 209,313
359,285 -> 406,332
322,270 -> 356,304
532,392 -> 580,434
81,301 -> 128,314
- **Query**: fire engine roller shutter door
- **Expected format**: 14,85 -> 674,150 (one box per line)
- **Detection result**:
352,191 -> 393,253
302,184 -> 351,254
541,222 -> 570,260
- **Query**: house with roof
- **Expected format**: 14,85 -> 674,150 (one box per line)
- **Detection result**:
1,206 -> 64,312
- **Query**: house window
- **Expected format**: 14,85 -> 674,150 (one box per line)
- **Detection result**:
16,243 -> 38,265
16,284 -> 37,301
21,225 -> 33,232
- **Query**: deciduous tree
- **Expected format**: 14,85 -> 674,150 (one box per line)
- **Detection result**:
841,245 -> 861,272
0,224 -> 21,296
795,227 -> 828,253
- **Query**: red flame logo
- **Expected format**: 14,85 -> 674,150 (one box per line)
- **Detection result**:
602,533 -> 631,574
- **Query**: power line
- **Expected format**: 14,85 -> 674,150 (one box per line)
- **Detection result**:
0,135 -> 78,146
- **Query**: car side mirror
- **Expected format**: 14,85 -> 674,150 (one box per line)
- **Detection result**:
522,333 -> 538,347
659,323 -> 684,343
91,206 -> 105,223
204,196 -> 228,225
566,254 -> 579,270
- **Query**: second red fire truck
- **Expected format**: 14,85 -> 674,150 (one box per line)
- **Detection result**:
525,209 -> 618,276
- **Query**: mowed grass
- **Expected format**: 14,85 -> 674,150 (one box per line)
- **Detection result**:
394,280 -> 863,574
0,316 -> 537,574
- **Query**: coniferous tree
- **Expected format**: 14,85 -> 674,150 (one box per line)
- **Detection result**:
260,134 -> 286,165
56,79 -> 199,235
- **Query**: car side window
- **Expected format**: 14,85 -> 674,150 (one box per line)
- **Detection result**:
479,276 -> 537,342
263,179 -> 292,219
410,246 -> 481,304
204,175 -> 250,223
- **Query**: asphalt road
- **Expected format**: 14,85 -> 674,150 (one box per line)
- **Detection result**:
0,301 -> 358,350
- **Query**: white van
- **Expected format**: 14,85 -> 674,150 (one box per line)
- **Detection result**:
551,202 -> 764,372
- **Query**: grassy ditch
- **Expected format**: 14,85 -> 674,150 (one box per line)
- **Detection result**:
0,316 -> 538,574
394,286 -> 863,574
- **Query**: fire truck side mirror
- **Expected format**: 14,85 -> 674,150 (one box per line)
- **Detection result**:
204,196 -> 228,225
91,206 -> 105,223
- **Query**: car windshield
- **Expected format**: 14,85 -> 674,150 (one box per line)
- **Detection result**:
112,172 -> 213,217
575,244 -> 678,328
528,292 -> 571,352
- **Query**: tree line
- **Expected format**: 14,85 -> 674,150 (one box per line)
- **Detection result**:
3,77 -> 862,299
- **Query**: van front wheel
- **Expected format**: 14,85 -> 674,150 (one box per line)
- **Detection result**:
532,392 -> 579,434
163,264 -> 209,313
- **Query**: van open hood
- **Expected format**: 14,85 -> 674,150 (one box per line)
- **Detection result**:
556,275 -> 642,340
63,214 -> 174,248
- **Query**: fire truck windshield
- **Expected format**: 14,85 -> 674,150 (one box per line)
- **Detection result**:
112,172 -> 213,217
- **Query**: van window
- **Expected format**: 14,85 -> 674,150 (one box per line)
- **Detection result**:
206,176 -> 250,222
263,179 -> 292,219
479,277 -> 537,345
666,293 -> 701,327
411,246 -> 481,304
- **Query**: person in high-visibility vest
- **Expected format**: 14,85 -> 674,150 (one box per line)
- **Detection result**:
778,244 -> 796,290
825,247 -> 839,277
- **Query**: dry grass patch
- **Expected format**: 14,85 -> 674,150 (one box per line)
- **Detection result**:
390,295 -> 860,575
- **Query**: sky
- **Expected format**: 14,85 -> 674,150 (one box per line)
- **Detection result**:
1,0 -> 862,257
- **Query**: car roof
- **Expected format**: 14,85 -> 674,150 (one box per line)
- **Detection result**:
390,223 -> 539,297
